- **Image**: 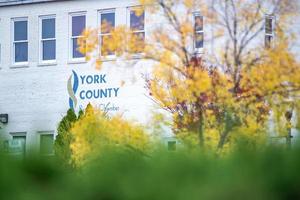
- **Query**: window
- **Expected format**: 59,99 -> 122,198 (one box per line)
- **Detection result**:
40,16 -> 56,62
128,7 -> 145,53
265,15 -> 274,48
99,9 -> 115,57
12,18 -> 28,64
40,133 -> 54,155
8,132 -> 27,157
70,13 -> 86,60
194,13 -> 204,50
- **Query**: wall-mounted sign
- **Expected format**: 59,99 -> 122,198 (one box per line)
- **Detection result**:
0,114 -> 8,124
67,70 -> 121,112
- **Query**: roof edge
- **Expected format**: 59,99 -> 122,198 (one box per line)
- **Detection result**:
0,0 -> 66,7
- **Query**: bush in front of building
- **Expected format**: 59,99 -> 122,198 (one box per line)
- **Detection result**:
1,145 -> 300,200
54,108 -> 79,169
69,104 -> 151,168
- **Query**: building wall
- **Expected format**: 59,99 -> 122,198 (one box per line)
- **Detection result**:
0,0 -> 164,154
0,0 -> 299,153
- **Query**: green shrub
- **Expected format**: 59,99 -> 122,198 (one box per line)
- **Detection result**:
1,145 -> 300,200
54,109 -> 78,168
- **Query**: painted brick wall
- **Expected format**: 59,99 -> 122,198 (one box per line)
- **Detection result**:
0,0 -> 163,154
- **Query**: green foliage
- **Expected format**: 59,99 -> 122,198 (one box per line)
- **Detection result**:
70,104 -> 151,167
54,109 -> 77,168
1,146 -> 300,200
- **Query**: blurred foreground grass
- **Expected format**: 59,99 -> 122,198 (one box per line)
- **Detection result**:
0,146 -> 300,200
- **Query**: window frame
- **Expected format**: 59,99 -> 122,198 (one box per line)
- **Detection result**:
265,15 -> 275,48
69,12 -> 87,63
9,132 -> 27,156
193,12 -> 204,53
98,9 -> 116,60
39,15 -> 56,65
11,17 -> 29,67
127,6 -> 145,56
38,131 -> 55,156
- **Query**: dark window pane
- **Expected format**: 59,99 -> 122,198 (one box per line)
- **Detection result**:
15,42 -> 28,62
265,35 -> 272,48
12,136 -> 26,157
101,12 -> 115,34
42,18 -> 55,39
265,18 -> 273,34
43,40 -> 56,60
72,15 -> 86,37
14,21 -> 27,41
130,9 -> 144,31
195,32 -> 203,48
40,134 -> 54,155
72,38 -> 85,58
195,15 -> 203,31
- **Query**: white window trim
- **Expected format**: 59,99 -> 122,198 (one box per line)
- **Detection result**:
98,9 -> 116,61
10,132 -> 27,137
0,43 -> 1,68
39,15 -> 57,66
10,132 -> 27,152
69,12 -> 87,63
127,6 -> 145,58
193,12 -> 204,53
11,17 -> 29,67
0,18 -> 1,67
38,131 -> 55,156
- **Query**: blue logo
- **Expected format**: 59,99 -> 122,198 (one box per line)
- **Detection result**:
67,70 -> 79,109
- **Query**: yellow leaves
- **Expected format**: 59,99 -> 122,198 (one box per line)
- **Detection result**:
70,106 -> 150,167
177,131 -> 199,149
183,0 -> 193,8
204,128 -> 220,151
213,28 -> 225,38
186,67 -> 211,94
132,6 -> 145,17
128,32 -> 145,54
295,104 -> 300,130
180,22 -> 193,40
95,59 -> 103,70
78,28 -> 98,60
230,115 -> 267,148
73,0 -> 300,153
244,30 -> 300,102
139,0 -> 155,5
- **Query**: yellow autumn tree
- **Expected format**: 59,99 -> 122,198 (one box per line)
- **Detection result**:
79,0 -> 300,153
70,104 -> 151,167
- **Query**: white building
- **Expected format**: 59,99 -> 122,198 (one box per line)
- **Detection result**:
0,0 -> 171,156
0,0 -> 299,156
